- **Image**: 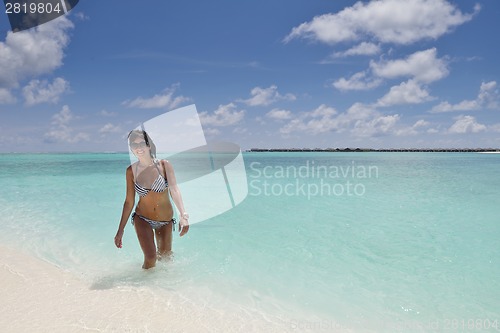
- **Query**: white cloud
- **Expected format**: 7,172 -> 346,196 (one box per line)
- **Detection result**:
331,42 -> 381,58
266,108 -> 293,120
52,105 -> 73,125
432,100 -> 477,113
199,103 -> 245,126
376,79 -> 434,107
284,0 -> 479,45
370,48 -> 449,83
351,114 -> 400,137
0,16 -> 73,89
122,84 -> 190,109
413,119 -> 430,128
431,81 -> 499,112
395,119 -> 431,136
279,102 -> 402,138
280,104 -> 340,135
0,88 -> 16,104
333,49 -> 447,93
22,77 -> 69,106
44,105 -> 89,143
99,123 -> 122,134
310,104 -> 337,118
99,110 -> 117,117
478,81 -> 499,109
241,85 -> 296,106
448,115 -> 486,134
427,128 -> 440,134
74,12 -> 90,21
280,103 -> 383,136
333,71 -> 382,91
233,127 -> 248,134
345,102 -> 377,121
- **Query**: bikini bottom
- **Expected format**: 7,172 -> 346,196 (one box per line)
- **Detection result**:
132,212 -> 176,231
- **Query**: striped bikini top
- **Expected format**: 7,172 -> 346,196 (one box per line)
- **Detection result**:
134,161 -> 168,197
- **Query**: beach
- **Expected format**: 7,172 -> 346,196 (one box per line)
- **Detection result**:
1,244 -> 202,333
0,245 -> 298,333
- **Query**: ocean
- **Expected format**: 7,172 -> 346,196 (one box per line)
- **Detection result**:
1,152 -> 499,332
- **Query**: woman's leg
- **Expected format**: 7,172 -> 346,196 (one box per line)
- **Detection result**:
133,215 -> 157,269
155,222 -> 173,258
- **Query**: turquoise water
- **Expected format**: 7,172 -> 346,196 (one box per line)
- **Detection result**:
1,152 -> 499,332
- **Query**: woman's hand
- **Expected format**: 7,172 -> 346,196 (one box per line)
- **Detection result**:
114,229 -> 124,248
179,217 -> 189,237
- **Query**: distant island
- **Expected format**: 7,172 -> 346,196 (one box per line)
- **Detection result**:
247,148 -> 500,153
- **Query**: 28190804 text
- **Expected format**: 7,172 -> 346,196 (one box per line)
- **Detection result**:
5,1 -> 62,14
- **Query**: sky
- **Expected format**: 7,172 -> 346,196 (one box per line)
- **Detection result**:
0,0 -> 499,152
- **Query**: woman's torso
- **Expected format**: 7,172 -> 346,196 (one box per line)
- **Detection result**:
133,161 -> 173,221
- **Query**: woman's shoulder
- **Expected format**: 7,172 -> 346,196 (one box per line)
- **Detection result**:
126,164 -> 135,174
158,159 -> 174,174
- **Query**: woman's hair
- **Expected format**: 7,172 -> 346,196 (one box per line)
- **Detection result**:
128,129 -> 157,158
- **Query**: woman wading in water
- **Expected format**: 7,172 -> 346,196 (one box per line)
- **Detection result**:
114,130 -> 189,269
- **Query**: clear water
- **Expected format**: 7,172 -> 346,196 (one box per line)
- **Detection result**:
1,152 -> 499,332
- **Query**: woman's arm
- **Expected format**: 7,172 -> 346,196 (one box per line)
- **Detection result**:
163,160 -> 189,236
114,166 -> 136,248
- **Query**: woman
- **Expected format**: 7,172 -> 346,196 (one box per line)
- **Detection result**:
114,130 -> 189,269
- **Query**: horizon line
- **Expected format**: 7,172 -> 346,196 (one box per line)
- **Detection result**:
2,147 -> 500,154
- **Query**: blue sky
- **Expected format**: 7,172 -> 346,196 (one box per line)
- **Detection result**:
1,0 -> 499,152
